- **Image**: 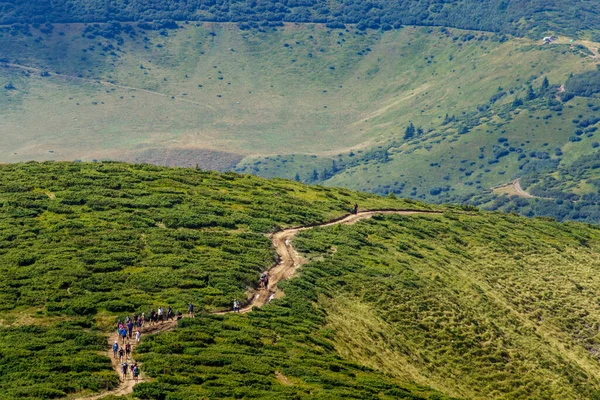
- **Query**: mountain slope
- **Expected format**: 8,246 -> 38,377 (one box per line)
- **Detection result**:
2,162 -> 600,398
2,22 -> 600,222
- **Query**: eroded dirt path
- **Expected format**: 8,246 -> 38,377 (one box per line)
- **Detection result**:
493,179 -> 535,198
75,209 -> 438,399
492,179 -> 553,200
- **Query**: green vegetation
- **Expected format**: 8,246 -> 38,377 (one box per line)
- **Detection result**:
2,162 -> 600,398
564,68 -> 600,99
1,23 -> 600,222
291,213 -> 600,398
134,209 -> 600,399
0,320 -> 117,398
3,0 -> 600,38
467,151 -> 600,222
0,161 -> 433,399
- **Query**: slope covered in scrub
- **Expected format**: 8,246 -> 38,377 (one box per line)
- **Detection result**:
0,161 -> 438,399
1,162 -> 600,399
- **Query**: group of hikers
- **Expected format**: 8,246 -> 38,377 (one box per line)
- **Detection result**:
106,203 -> 360,383
112,339 -> 140,381
110,300 -> 232,381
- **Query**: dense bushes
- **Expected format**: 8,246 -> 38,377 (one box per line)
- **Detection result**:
1,0 -> 599,37
135,213 -> 600,399
564,70 -> 600,98
0,161 -> 427,398
0,320 -> 118,398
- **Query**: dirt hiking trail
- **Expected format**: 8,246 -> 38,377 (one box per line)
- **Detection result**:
76,209 -> 439,399
492,179 -> 552,200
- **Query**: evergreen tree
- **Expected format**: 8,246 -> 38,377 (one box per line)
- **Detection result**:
417,127 -> 424,136
312,169 -> 319,182
540,76 -> 549,95
512,97 -> 523,107
294,173 -> 301,182
382,150 -> 389,163
526,85 -> 536,101
331,160 -> 339,173
320,169 -> 330,181
404,122 -> 416,140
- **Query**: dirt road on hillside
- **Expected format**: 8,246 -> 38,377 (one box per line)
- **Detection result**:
75,209 -> 439,399
493,179 -> 535,198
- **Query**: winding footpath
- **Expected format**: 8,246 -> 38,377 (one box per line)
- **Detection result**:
77,209 -> 437,399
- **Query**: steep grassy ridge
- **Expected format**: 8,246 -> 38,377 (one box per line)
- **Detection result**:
2,162 -> 600,398
293,213 -> 600,398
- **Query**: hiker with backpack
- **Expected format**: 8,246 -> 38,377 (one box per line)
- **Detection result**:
157,307 -> 164,323
113,341 -> 119,358
118,347 -> 125,362
166,305 -> 173,321
127,320 -> 134,338
125,342 -> 132,359
233,299 -> 240,313
353,203 -> 358,215
121,361 -> 128,380
188,303 -> 194,318
135,329 -> 141,343
259,273 -> 268,289
133,364 -> 140,382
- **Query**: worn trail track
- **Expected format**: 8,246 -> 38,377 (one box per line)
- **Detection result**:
75,209 -> 437,399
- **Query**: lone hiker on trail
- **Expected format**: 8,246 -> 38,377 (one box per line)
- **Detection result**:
353,203 -> 358,215
188,303 -> 194,318
233,299 -> 240,313
260,273 -> 269,289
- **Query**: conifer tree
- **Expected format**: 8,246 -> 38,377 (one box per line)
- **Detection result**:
404,122 -> 416,140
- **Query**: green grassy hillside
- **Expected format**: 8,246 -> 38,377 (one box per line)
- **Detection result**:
1,23 -> 599,223
2,162 -> 600,399
135,211 -> 600,400
0,161 -> 437,399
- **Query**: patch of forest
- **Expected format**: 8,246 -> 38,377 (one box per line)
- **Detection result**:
2,0 -> 600,37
